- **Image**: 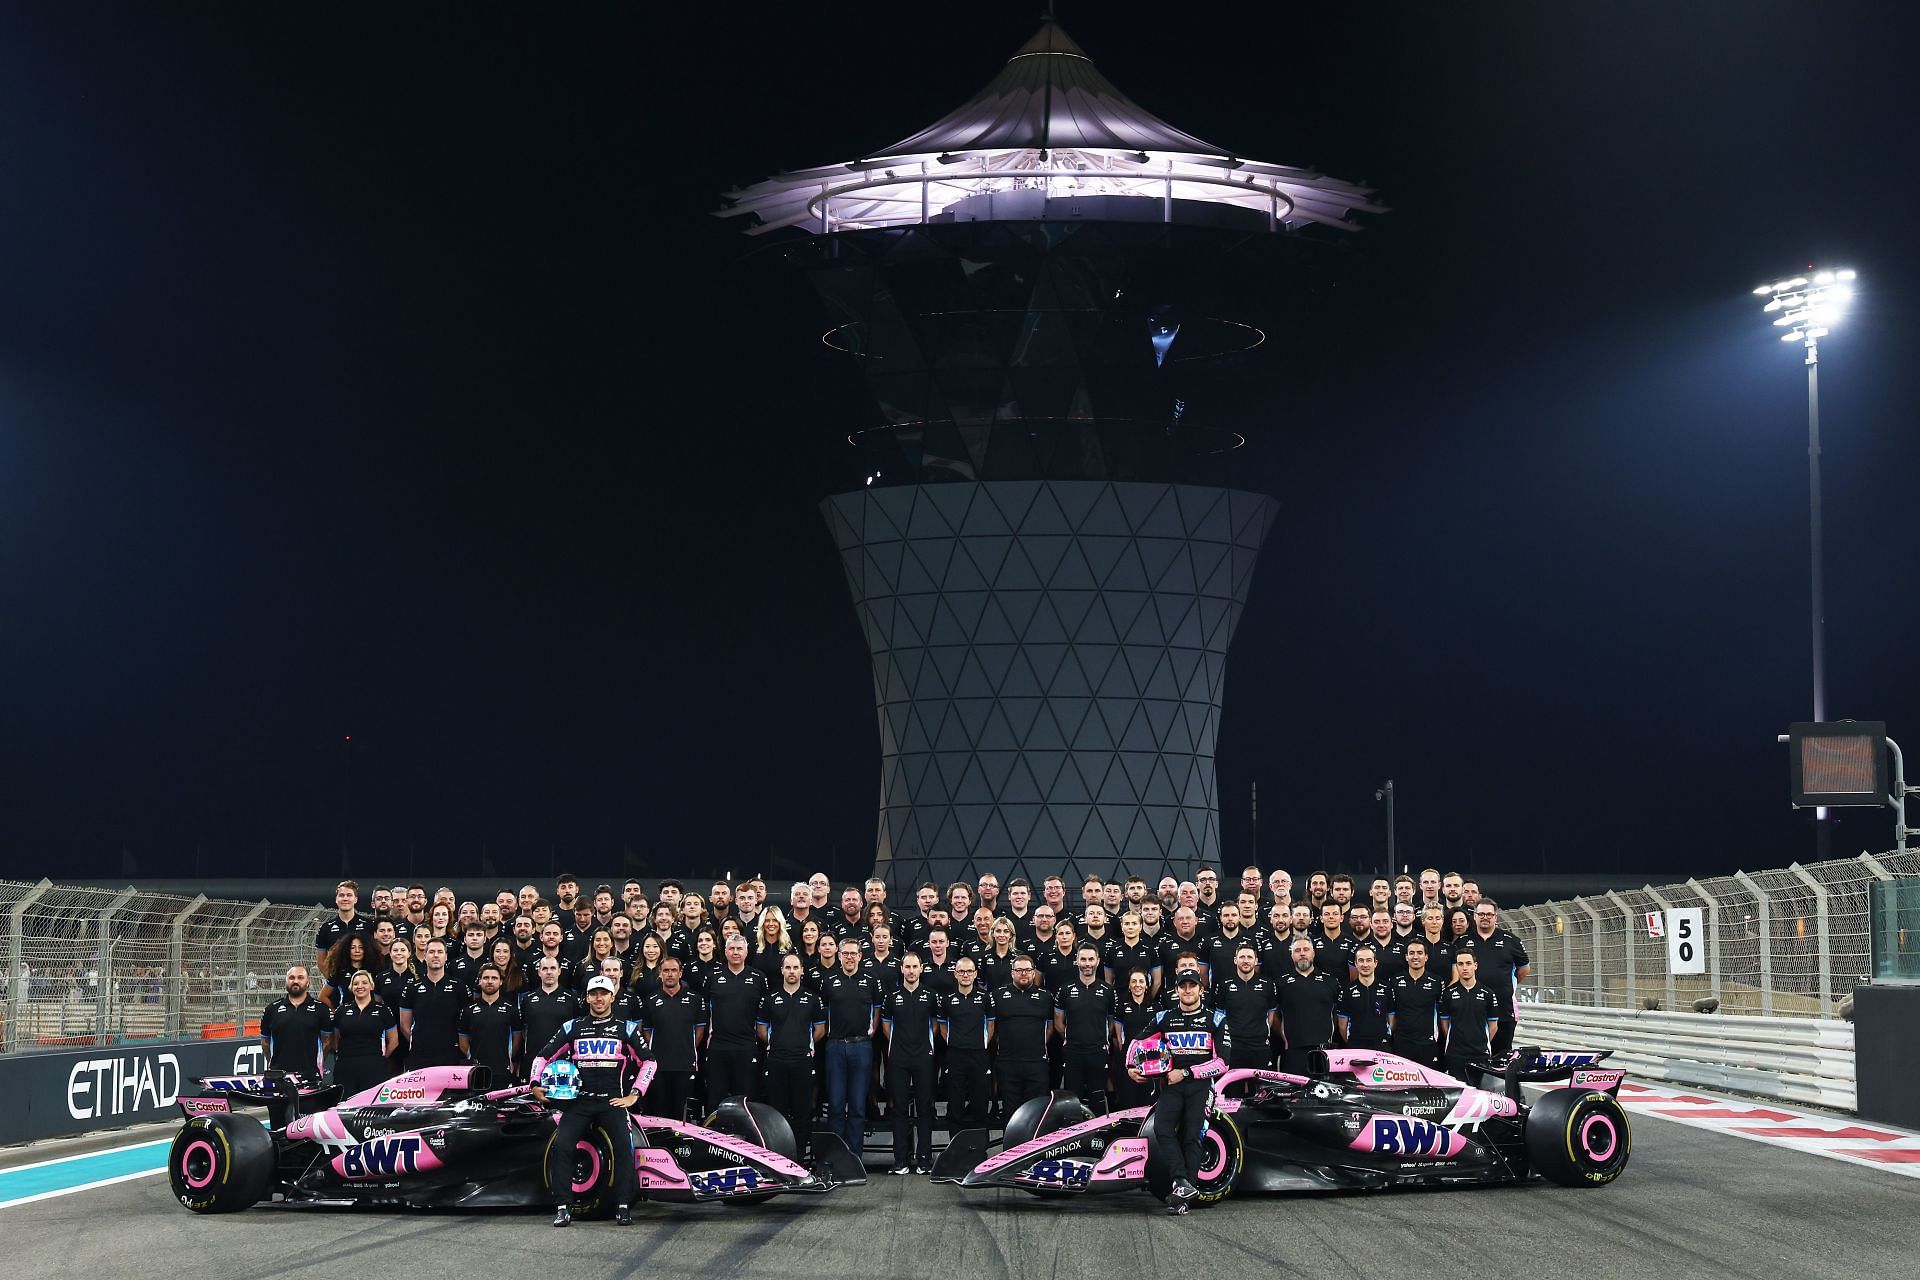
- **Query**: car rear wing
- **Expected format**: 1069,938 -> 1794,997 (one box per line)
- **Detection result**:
180,1069 -> 338,1128
1501,1047 -> 1623,1100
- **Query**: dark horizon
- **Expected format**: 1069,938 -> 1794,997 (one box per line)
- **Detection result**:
3,3 -> 1916,884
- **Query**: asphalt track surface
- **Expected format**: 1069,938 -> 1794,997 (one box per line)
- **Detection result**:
9,1113 -> 1920,1280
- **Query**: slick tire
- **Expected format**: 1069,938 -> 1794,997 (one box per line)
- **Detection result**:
1144,1112 -> 1242,1206
170,1114 -> 274,1213
1526,1089 -> 1631,1187
544,1124 -> 619,1218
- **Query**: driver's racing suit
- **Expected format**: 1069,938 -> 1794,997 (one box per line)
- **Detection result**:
1128,1006 -> 1229,1192
533,1016 -> 656,1208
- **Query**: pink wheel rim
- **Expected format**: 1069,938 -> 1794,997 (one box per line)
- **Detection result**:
1580,1113 -> 1616,1161
1197,1129 -> 1230,1183
571,1140 -> 603,1194
180,1140 -> 218,1189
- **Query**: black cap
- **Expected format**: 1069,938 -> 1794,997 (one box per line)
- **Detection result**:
1174,969 -> 1204,986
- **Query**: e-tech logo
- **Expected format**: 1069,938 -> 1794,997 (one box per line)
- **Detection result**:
1022,1159 -> 1092,1188
689,1166 -> 762,1196
1163,1031 -> 1213,1051
1368,1118 -> 1457,1157
338,1135 -> 424,1178
67,1053 -> 182,1120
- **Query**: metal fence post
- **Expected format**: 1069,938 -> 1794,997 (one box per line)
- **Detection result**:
1577,899 -> 1606,1006
1857,852 -> 1894,881
6,880 -> 53,1054
1788,863 -> 1833,1015
1531,911 -> 1551,1000
1733,871 -> 1773,1017
233,899 -> 271,1029
1605,891 -> 1636,1008
1686,878 -> 1722,1006
96,888 -> 136,1044
166,894 -> 208,1040
1646,886 -> 1677,1012
1554,901 -> 1573,1005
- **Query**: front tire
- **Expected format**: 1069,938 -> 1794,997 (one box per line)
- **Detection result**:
1526,1089 -> 1631,1187
1144,1109 -> 1243,1205
544,1125 -> 619,1218
169,1114 -> 274,1213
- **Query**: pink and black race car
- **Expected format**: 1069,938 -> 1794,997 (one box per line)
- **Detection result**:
932,1046 -> 1630,1207
167,1065 -> 864,1215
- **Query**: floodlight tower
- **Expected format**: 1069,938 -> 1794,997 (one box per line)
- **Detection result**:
722,21 -> 1382,887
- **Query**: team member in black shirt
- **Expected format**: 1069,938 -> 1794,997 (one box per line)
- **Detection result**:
1457,902 -> 1530,1057
881,953 -> 940,1174
1438,951 -> 1502,1080
758,953 -> 825,1158
449,923 -> 492,995
991,955 -> 1053,1118
1103,912 -> 1156,993
1275,937 -> 1341,1073
261,965 -> 332,1078
1211,944 -> 1278,1069
819,943 -> 883,1159
705,934 -> 769,1102
1112,968 -> 1159,1110
457,963 -> 522,1078
1336,947 -> 1393,1051
329,970 -> 395,1097
520,957 -> 580,1083
314,881 -> 373,973
939,955 -> 993,1132
641,956 -> 705,1122
400,939 -> 468,1069
1387,940 -> 1444,1066
1054,945 -> 1118,1113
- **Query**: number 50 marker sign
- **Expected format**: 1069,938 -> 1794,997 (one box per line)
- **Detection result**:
1666,908 -> 1705,976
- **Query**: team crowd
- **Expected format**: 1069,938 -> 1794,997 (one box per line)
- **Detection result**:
260,866 -> 1530,1180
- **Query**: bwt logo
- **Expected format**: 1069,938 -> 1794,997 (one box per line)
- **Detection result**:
1024,1159 -> 1092,1188
689,1166 -> 762,1196
1163,1031 -> 1212,1051
339,1135 -> 424,1178
1370,1118 -> 1451,1157
67,1053 -> 181,1120
575,1038 -> 622,1061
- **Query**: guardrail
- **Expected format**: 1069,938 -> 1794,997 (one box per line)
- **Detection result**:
1521,1001 -> 1855,1111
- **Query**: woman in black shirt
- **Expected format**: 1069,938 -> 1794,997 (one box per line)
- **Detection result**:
324,934 -> 383,1007
1112,968 -> 1159,1110
750,909 -> 794,981
332,970 -> 397,1098
630,933 -> 666,1002
487,937 -> 524,1000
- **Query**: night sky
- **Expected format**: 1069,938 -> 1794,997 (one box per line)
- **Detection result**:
3,3 -> 1916,885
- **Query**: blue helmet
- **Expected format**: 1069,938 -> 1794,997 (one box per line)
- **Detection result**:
539,1060 -> 581,1101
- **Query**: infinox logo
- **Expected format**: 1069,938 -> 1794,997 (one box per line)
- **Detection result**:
1367,1064 -> 1422,1086
1363,1117 -> 1462,1158
67,1053 -> 182,1120
337,1135 -> 424,1178
689,1166 -> 762,1196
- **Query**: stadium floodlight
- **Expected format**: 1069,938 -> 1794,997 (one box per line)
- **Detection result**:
1753,266 -> 1860,846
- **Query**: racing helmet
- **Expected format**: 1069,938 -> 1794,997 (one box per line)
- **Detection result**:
539,1060 -> 581,1101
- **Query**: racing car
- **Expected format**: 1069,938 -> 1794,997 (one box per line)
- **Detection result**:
932,1045 -> 1630,1206
167,1064 -> 864,1214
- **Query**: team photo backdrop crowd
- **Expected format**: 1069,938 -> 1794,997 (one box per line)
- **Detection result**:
261,866 -> 1530,1175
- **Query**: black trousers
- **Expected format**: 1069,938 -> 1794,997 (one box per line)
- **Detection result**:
1151,1078 -> 1209,1184
946,1051 -> 991,1130
997,1058 -> 1048,1120
333,1055 -> 389,1099
1063,1047 -> 1109,1113
707,1048 -> 758,1103
1113,1069 -> 1154,1112
650,1070 -> 693,1123
1227,1046 -> 1273,1071
764,1056 -> 815,1157
1390,1038 -> 1439,1068
886,1053 -> 935,1167
1491,1013 -> 1517,1058
547,1099 -> 636,1209
1279,1045 -> 1323,1075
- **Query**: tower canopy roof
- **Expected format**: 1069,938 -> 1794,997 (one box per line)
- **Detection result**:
720,22 -> 1383,237
868,22 -> 1225,159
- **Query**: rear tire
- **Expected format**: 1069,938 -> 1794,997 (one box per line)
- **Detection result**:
1144,1109 -> 1242,1205
1526,1089 -> 1631,1186
544,1125 -> 619,1218
169,1114 -> 274,1213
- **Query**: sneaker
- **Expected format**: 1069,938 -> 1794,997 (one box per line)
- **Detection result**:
913,1163 -> 934,1175
551,1206 -> 572,1228
613,1205 -> 633,1226
1165,1195 -> 1189,1216
1172,1178 -> 1198,1200
887,1164 -> 911,1175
